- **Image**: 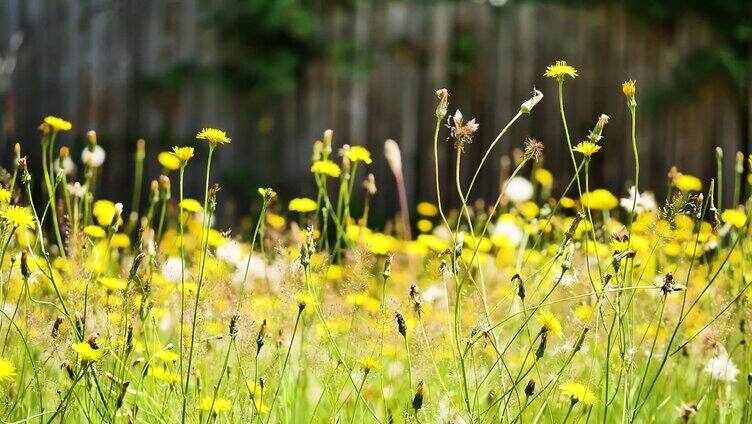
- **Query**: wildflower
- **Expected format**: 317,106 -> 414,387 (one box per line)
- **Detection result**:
92,200 -> 121,227
524,379 -> 536,397
288,197 -> 317,213
622,80 -> 636,99
72,342 -> 103,362
0,188 -> 10,203
523,138 -> 544,161
149,367 -> 180,385
674,174 -> 702,192
0,359 -> 16,383
44,116 -> 72,132
83,225 -> 106,239
1,205 -> 35,229
417,219 -> 433,233
170,146 -> 195,166
619,186 -> 658,214
536,311 -> 563,337
534,169 -> 553,188
588,114 -> 609,143
196,127 -> 231,147
559,381 -> 596,405
721,208 -> 747,229
573,141 -> 601,158
310,160 -> 341,178
416,202 -> 439,217
704,351 -> 739,382
294,292 -> 315,310
520,88 -> 544,114
447,109 -> 479,151
158,151 -> 181,170
345,146 -> 372,164
362,173 -> 377,195
258,187 -> 277,201
179,198 -> 203,213
543,60 -> 578,81
435,88 -> 449,119
580,189 -> 618,210
81,145 -> 106,167
99,277 -> 126,290
358,356 -> 381,373
246,380 -> 265,398
200,396 -> 232,414
505,177 -> 534,203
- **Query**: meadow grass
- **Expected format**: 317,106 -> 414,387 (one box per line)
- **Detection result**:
0,60 -> 749,423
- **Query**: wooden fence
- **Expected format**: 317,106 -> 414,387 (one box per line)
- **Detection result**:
1,0 -> 749,224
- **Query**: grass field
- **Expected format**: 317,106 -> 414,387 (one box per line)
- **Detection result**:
0,61 -> 749,423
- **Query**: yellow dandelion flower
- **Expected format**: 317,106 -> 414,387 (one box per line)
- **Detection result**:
580,189 -> 618,211
170,146 -> 195,166
358,356 -> 381,372
622,80 -> 636,99
154,349 -> 180,363
288,197 -> 318,213
196,128 -> 231,147
416,201 -> 439,217
110,233 -> 131,248
246,380 -> 265,398
83,225 -> 106,239
0,205 -> 35,229
293,291 -> 316,308
200,396 -> 232,414
559,380 -> 596,405
310,160 -> 341,178
674,174 -> 702,192
92,200 -> 121,227
0,188 -> 11,204
560,197 -> 576,208
266,213 -> 286,230
254,400 -> 270,415
609,239 -> 630,253
158,151 -> 181,171
533,168 -> 554,188
345,145 -> 373,164
99,277 -> 126,290
417,219 -> 433,233
149,367 -> 180,385
721,208 -> 747,229
537,311 -> 563,337
0,358 -> 16,383
44,116 -> 72,132
72,342 -> 103,362
573,141 -> 602,158
543,60 -> 578,81
179,198 -> 203,213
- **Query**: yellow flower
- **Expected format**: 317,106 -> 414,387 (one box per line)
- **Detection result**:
622,80 -> 636,99
560,197 -> 576,209
83,225 -> 106,238
536,311 -> 563,337
674,174 -> 702,192
246,380 -> 265,398
149,367 -> 180,385
533,169 -> 553,188
573,141 -> 602,158
158,152 -> 181,171
266,213 -> 286,230
44,116 -> 72,132
154,349 -> 180,363
110,233 -> 131,248
288,197 -> 317,213
580,189 -> 618,211
99,277 -> 126,290
0,205 -> 35,229
93,200 -> 121,226
0,188 -> 11,204
417,219 -> 433,233
196,128 -> 231,147
559,381 -> 596,406
416,201 -> 439,217
179,198 -> 203,213
72,342 -> 103,362
518,202 -> 539,220
345,146 -> 373,164
721,208 -> 747,229
358,356 -> 381,372
200,396 -> 232,414
543,60 -> 578,80
0,358 -> 16,383
170,146 -> 195,166
293,291 -> 316,308
310,160 -> 341,178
